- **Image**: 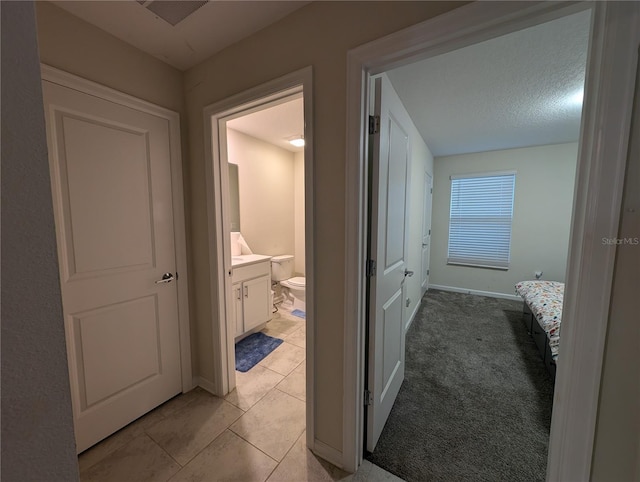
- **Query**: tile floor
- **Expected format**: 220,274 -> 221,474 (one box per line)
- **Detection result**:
78,309 -> 403,482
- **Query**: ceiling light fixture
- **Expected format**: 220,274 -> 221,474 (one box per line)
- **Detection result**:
568,88 -> 584,106
289,136 -> 305,147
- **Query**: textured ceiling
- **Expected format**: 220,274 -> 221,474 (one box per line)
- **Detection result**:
227,97 -> 305,153
50,1 -> 309,70
50,3 -> 591,157
226,11 -> 591,158
387,10 -> 591,157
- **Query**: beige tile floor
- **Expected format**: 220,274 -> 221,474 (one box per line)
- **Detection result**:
78,309 -> 403,482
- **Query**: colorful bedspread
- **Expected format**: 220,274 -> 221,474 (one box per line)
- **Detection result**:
515,280 -> 564,360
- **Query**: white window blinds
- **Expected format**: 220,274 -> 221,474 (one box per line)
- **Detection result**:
447,171 -> 516,269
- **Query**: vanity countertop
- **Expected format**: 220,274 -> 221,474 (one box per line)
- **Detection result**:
231,254 -> 272,268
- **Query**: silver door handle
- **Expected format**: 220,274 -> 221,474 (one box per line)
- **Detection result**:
155,272 -> 174,284
404,269 -> 414,277
244,286 -> 249,298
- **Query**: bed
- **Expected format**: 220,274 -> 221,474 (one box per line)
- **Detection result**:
515,280 -> 564,381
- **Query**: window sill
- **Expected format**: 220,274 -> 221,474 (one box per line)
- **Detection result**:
447,261 -> 509,271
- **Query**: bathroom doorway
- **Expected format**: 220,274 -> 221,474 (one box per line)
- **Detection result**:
203,67 -> 315,449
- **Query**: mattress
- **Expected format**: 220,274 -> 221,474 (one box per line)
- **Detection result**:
515,280 -> 564,360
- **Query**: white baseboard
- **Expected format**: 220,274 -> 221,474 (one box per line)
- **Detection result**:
429,284 -> 521,302
196,376 -> 217,395
404,299 -> 422,334
312,439 -> 343,470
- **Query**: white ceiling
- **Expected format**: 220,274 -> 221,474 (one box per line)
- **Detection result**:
387,10 -> 591,157
227,97 -> 305,153
226,11 -> 590,158
50,1 -> 309,71
50,3 -> 591,157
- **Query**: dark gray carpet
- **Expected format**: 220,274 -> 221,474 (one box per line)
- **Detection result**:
366,289 -> 554,482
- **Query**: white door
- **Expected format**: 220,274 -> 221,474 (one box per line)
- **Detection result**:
42,80 -> 182,452
367,75 -> 413,451
421,172 -> 433,294
242,275 -> 272,332
233,281 -> 244,336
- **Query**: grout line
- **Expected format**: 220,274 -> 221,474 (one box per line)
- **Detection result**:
292,358 -> 305,370
258,364 -> 288,378
148,432 -> 184,469
264,430 -> 306,482
144,397 -> 245,469
226,390 -> 305,468
77,434 -> 134,475
273,386 -> 306,404
172,429 -> 236,473
228,428 -> 281,465
277,389 -> 306,404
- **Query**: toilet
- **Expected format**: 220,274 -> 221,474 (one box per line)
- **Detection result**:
271,255 -> 306,312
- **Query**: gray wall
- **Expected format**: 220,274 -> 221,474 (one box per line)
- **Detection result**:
33,1 -> 201,381
591,58 -> 640,482
398,75 -> 435,330
183,2 -> 462,450
6,2 -> 637,477
0,2 -> 79,480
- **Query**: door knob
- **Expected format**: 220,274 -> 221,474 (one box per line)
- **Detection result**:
404,269 -> 414,277
155,272 -> 174,284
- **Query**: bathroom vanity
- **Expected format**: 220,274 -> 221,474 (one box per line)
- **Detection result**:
231,255 -> 272,337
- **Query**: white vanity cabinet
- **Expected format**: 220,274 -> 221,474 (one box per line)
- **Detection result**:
231,256 -> 272,337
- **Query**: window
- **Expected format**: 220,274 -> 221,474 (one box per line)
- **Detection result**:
447,171 -> 516,269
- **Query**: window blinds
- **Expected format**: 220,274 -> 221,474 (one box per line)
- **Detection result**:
447,172 -> 516,269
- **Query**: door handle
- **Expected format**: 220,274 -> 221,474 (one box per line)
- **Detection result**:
404,269 -> 414,277
422,243 -> 428,247
244,286 -> 249,298
155,272 -> 174,284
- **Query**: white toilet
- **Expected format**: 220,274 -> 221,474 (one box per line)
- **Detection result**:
271,255 -> 306,312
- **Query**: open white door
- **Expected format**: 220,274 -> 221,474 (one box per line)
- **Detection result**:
366,75 -> 413,451
43,79 -> 183,452
421,172 -> 433,295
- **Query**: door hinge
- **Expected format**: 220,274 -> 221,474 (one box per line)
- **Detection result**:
366,259 -> 377,277
364,389 -> 373,406
175,272 -> 179,280
427,269 -> 430,276
430,188 -> 433,194
428,229 -> 431,235
368,115 -> 380,135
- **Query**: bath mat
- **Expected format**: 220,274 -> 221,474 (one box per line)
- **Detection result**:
292,309 -> 306,319
235,332 -> 283,372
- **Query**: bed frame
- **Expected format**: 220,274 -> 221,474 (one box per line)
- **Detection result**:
522,302 -> 557,382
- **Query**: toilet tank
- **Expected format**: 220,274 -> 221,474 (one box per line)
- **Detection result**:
271,255 -> 294,281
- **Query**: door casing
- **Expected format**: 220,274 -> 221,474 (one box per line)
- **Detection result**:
421,171 -> 432,296
202,66 -> 317,456
344,1 -> 640,477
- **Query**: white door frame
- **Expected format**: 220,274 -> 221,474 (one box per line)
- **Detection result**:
343,1 -> 639,478
40,64 -> 193,395
202,66 -> 316,448
421,171 -> 432,296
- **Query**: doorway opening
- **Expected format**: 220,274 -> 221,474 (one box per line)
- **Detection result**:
203,67 -> 315,449
362,10 -> 590,479
343,1 -> 638,478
